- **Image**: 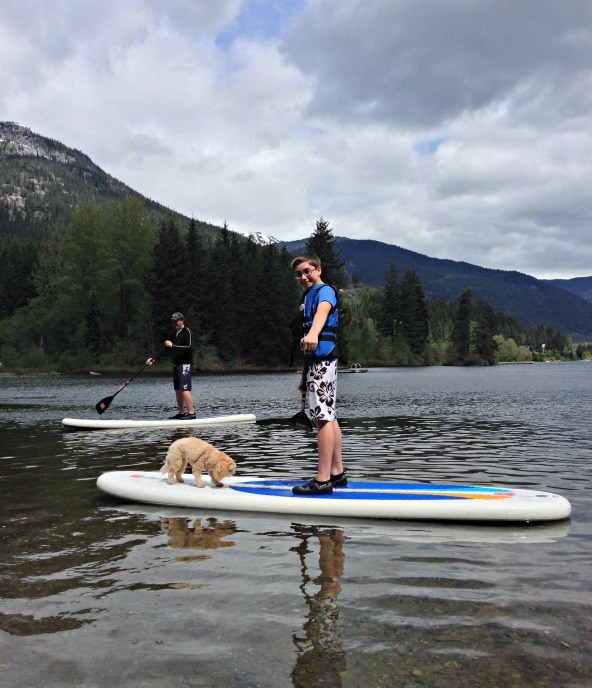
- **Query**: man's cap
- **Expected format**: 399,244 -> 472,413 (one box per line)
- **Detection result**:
171,312 -> 185,320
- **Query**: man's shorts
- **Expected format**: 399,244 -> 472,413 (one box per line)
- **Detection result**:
305,359 -> 337,422
173,364 -> 192,391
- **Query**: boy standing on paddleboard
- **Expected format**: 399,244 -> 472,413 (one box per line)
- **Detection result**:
146,312 -> 196,419
291,253 -> 346,495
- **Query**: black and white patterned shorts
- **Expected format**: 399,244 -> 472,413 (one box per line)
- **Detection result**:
306,360 -> 337,422
173,364 -> 192,391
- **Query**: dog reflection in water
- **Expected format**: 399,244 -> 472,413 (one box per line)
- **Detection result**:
160,437 -> 236,487
161,517 -> 237,551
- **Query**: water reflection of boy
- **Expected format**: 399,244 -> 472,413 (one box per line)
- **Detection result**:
291,527 -> 346,686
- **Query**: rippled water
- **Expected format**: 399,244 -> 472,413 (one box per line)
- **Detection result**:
1,364 -> 591,687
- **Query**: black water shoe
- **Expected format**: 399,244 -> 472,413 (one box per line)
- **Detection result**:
330,469 -> 348,487
168,413 -> 185,419
183,413 -> 196,420
292,479 -> 333,495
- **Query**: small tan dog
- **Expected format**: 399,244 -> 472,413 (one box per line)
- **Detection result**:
160,437 -> 236,488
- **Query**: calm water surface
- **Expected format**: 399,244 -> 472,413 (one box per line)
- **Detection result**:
0,364 -> 591,687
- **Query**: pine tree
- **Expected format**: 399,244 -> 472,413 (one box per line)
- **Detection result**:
148,215 -> 188,350
208,225 -> 238,362
305,218 -> 346,289
399,268 -> 429,355
105,199 -> 156,342
473,299 -> 498,365
0,238 -> 38,319
185,218 -> 210,327
378,261 -> 400,338
452,289 -> 473,363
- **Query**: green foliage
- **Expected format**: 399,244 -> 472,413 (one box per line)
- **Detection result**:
0,237 -> 38,318
0,200 -> 577,372
575,342 -> 592,360
305,218 -> 347,289
378,262 -> 400,337
450,289 -> 473,364
473,299 -> 498,365
399,269 -> 429,355
493,336 -> 532,363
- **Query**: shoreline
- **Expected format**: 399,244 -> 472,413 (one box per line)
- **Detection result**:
1,359 -> 590,377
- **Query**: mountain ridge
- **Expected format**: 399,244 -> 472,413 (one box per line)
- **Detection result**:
281,237 -> 592,340
2,121 -> 591,339
0,121 -> 222,240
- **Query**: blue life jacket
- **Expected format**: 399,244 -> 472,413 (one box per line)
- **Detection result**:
302,283 -> 338,361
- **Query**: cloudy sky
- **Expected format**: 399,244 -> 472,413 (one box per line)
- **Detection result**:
1,0 -> 590,279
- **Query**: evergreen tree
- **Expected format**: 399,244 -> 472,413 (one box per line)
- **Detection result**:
452,289 -> 473,363
427,300 -> 455,344
105,199 -> 156,343
208,225 -> 238,362
378,262 -> 400,337
185,217 -> 210,327
527,324 -> 546,352
399,269 -> 429,355
305,218 -> 346,289
0,238 -> 38,319
148,215 -> 188,350
473,299 -> 498,365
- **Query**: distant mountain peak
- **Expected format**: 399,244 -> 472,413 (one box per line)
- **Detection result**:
0,121 -> 90,167
247,231 -> 279,246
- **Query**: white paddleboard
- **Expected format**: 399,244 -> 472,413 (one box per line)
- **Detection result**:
96,471 -> 572,523
63,414 -> 256,430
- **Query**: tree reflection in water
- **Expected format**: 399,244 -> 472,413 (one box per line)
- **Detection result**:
290,526 -> 346,687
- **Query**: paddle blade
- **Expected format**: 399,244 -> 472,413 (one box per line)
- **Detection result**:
290,409 -> 313,430
95,396 -> 114,415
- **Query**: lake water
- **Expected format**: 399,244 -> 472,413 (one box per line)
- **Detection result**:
0,364 -> 591,688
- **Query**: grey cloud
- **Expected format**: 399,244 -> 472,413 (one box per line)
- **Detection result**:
282,0 -> 592,127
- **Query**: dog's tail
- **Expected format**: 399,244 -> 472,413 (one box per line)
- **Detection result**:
160,454 -> 170,474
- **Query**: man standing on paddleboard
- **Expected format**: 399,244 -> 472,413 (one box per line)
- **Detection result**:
146,312 -> 196,419
291,253 -> 346,495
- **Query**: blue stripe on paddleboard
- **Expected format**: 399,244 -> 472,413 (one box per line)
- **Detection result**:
230,486 -> 465,500
229,481 -> 514,500
231,480 -> 512,494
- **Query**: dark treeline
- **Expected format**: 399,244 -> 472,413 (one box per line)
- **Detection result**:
0,201 -> 585,372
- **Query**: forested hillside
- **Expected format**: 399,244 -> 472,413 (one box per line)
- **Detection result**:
545,276 -> 592,304
0,207 -> 586,372
1,123 -> 589,371
0,121 -> 220,241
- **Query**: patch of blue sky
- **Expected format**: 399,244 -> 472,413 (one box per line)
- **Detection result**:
216,0 -> 306,49
415,136 -> 448,157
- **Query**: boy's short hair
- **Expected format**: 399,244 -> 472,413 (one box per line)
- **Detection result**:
291,252 -> 321,270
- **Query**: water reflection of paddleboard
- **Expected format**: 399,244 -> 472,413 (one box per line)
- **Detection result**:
106,503 -> 571,544
97,471 -> 571,524
62,414 -> 256,430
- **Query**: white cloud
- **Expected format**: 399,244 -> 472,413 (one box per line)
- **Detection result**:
0,0 -> 591,279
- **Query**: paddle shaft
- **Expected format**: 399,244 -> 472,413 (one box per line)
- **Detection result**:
95,346 -> 165,415
290,357 -> 313,429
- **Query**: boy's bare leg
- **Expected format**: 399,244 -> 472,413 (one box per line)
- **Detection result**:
316,420 -> 343,482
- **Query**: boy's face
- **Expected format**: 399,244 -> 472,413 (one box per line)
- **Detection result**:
293,261 -> 322,288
